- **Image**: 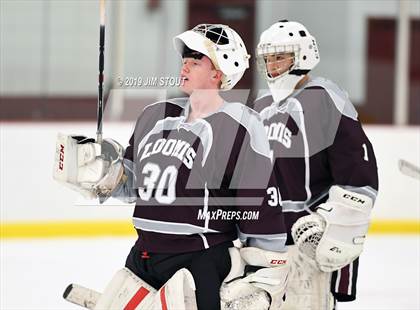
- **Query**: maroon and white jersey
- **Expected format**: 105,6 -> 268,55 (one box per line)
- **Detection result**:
120,98 -> 287,254
253,76 -> 379,301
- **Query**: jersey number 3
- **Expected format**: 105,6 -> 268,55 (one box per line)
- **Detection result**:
138,162 -> 178,204
267,187 -> 281,207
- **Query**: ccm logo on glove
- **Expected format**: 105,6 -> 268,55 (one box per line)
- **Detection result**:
59,144 -> 65,170
329,247 -> 342,253
342,193 -> 365,204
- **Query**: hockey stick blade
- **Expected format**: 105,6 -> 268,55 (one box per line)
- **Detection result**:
398,159 -> 420,180
63,283 -> 101,309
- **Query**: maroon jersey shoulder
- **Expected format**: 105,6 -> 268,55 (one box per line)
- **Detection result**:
124,98 -> 188,161
252,92 -> 274,114
126,100 -> 287,253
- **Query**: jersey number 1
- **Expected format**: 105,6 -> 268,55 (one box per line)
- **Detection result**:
362,143 -> 369,161
138,162 -> 178,204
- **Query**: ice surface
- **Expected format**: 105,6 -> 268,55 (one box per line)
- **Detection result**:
1,236 -> 419,309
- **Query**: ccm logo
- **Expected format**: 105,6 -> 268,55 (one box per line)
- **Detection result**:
343,194 -> 365,204
330,246 -> 342,254
270,259 -> 286,265
59,144 -> 64,170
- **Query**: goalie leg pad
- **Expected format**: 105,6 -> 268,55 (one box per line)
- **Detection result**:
153,268 -> 197,310
240,247 -> 289,310
63,284 -> 101,310
220,247 -> 289,310
222,247 -> 246,283
93,268 -> 156,310
91,268 -> 197,310
220,247 -> 270,310
281,246 -> 335,310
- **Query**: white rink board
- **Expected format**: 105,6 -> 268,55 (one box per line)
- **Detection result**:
1,123 -> 419,222
0,122 -> 135,222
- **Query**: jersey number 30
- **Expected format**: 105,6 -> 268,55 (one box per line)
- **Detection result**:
138,162 -> 178,204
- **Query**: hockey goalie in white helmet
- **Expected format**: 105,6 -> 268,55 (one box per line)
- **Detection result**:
174,24 -> 250,90
257,20 -> 320,102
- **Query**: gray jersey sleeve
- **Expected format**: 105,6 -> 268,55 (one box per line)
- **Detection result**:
110,159 -> 138,203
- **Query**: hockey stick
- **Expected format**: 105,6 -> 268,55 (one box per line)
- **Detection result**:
63,3 -> 105,304
96,0 -> 106,143
398,159 -> 420,180
63,3 -> 106,306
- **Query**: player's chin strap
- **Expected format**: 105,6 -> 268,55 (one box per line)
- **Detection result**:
220,247 -> 289,310
267,71 -> 304,103
53,133 -> 127,202
292,185 -> 373,272
204,39 -> 230,90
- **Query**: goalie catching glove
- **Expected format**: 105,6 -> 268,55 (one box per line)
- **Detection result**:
291,186 -> 373,272
53,133 -> 126,200
220,247 -> 289,310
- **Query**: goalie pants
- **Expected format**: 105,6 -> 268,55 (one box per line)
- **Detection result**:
125,241 -> 233,310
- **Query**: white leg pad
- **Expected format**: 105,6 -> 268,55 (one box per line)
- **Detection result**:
63,284 -> 101,309
281,246 -> 335,310
220,247 -> 271,310
92,268 -> 197,310
150,268 -> 198,310
93,268 -> 156,309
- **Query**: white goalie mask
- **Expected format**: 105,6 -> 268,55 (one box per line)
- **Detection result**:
256,20 -> 320,102
174,24 -> 250,90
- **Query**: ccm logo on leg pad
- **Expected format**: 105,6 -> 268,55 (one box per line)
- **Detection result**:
270,259 -> 287,265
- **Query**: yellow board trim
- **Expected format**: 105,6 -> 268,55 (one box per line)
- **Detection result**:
1,220 -> 136,239
368,220 -> 420,234
1,219 -> 419,239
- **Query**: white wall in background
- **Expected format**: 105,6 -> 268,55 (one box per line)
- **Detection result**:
1,123 -> 419,222
3,0 -> 420,103
0,0 -> 187,96
255,0 -> 420,103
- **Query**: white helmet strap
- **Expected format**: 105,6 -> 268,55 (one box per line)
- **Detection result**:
203,39 -> 232,89
268,73 -> 305,103
203,39 -> 221,70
